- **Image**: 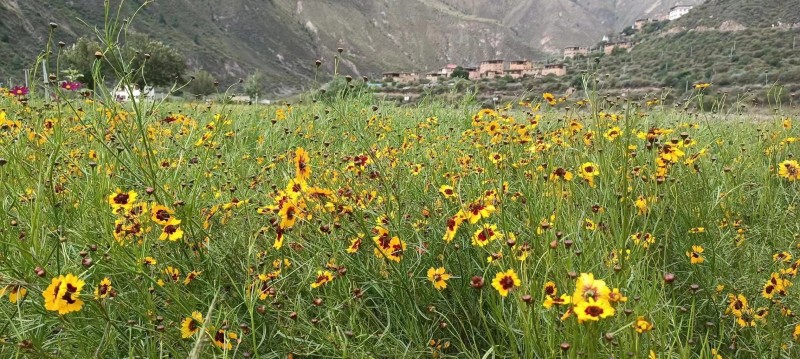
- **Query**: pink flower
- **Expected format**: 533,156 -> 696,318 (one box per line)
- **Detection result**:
10,86 -> 29,97
61,82 -> 82,91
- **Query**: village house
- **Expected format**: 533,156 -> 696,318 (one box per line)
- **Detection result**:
504,69 -> 525,79
541,64 -> 567,77
440,64 -> 458,77
604,41 -> 632,55
382,72 -> 419,84
668,5 -> 693,21
508,60 -> 532,71
425,72 -> 446,83
463,67 -> 481,80
479,60 -> 505,76
563,46 -> 590,59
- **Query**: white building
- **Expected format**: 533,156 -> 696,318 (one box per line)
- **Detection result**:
669,5 -> 693,21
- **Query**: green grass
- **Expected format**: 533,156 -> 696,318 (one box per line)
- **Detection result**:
1,7 -> 800,359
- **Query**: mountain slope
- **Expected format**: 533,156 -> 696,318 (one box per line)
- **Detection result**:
1,0 -> 700,95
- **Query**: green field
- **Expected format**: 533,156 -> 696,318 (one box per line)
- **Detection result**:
0,77 -> 799,358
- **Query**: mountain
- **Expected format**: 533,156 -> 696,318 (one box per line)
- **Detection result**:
1,0 -> 699,95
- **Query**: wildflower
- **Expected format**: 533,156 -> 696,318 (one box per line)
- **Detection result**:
572,273 -> 610,304
158,219 -> 184,241
635,196 -> 648,215
384,237 -> 407,262
584,218 -> 597,231
549,167 -> 574,182
575,297 -> 615,323
346,235 -> 363,253
181,311 -> 204,338
409,163 -> 424,175
443,214 -> 464,242
726,294 -> 748,317
603,127 -> 621,141
464,200 -> 496,224
183,271 -> 201,285
543,281 -> 557,297
108,189 -> 137,212
491,269 -> 521,297
783,118 -> 792,130
693,83 -> 711,90
294,148 -> 311,182
150,204 -> 175,226
686,245 -> 705,264
608,288 -> 628,303
794,324 -> 800,342
630,232 -> 656,248
578,162 -> 599,186
311,270 -> 333,289
778,160 -> 799,181
143,256 -> 157,266
94,278 -> 113,299
60,81 -> 81,91
543,92 -> 557,105
278,201 -> 300,229
439,185 -> 457,198
773,251 -> 792,263
543,294 -> 572,309
633,316 -> 653,333
10,86 -> 28,97
427,267 -> 451,290
472,224 -> 501,247
43,274 -> 85,315
689,227 -> 705,234
165,266 -> 181,283
489,153 -> 504,165
1,285 -> 27,303
213,329 -> 237,350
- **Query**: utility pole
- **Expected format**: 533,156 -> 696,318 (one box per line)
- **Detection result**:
24,69 -> 29,88
42,61 -> 49,100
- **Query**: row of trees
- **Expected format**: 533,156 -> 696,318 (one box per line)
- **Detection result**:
63,34 -> 264,98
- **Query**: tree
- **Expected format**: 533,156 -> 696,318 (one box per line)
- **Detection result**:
451,66 -> 469,79
186,70 -> 216,97
244,71 -> 265,100
124,33 -> 186,89
63,37 -> 105,89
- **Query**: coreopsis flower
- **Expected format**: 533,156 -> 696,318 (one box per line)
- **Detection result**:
543,294 -> 571,309
549,167 -> 574,182
10,86 -> 28,97
311,270 -> 334,289
633,316 -> 653,333
463,200 -> 496,224
43,274 -> 85,315
630,232 -> 656,248
165,267 -> 181,283
181,311 -> 204,338
659,143 -> 685,163
693,83 -> 710,90
384,237 -> 407,262
726,294 -> 748,317
213,329 -> 237,350
346,235 -> 363,254
1,285 -> 27,303
278,201 -> 300,229
574,297 -> 615,323
150,204 -> 175,226
762,273 -> 790,299
793,324 -> 800,342
578,162 -> 599,186
543,281 -> 557,297
689,227 -> 705,234
773,251 -> 792,263
439,185 -> 457,199
183,271 -> 201,285
572,273 -> 610,304
158,219 -> 184,241
603,127 -> 621,141
294,148 -> 311,182
608,288 -> 628,303
108,189 -> 137,212
143,256 -> 157,266
472,224 -> 501,247
543,93 -> 556,105
443,214 -> 464,242
686,245 -> 705,264
94,278 -> 113,299
635,196 -> 649,215
778,160 -> 799,181
427,267 -> 451,290
491,269 -> 521,297
783,117 -> 792,129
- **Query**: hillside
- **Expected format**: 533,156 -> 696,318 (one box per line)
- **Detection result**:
1,0 -> 697,95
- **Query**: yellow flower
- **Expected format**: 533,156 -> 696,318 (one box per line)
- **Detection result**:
574,297 -> 615,323
439,185 -> 457,198
778,160 -> 799,181
572,273 -> 610,304
107,189 -> 137,212
686,245 -> 705,264
543,294 -> 571,309
150,204 -> 175,226
94,278 -> 113,299
491,269 -> 521,297
603,127 -> 621,141
181,311 -> 204,338
158,218 -> 184,241
311,270 -> 333,289
633,316 -> 653,333
294,147 -> 311,183
793,324 -> 800,342
472,224 -> 501,247
43,274 -> 85,315
427,267 -> 451,290
1,285 -> 27,303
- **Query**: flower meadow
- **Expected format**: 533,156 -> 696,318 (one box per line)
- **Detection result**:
1,80 -> 799,359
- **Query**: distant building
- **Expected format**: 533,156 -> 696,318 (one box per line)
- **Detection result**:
479,60 -> 505,76
482,71 -> 502,80
541,64 -> 567,77
440,64 -> 458,76
504,69 -> 525,79
382,72 -> 418,84
564,46 -> 590,59
508,60 -> 532,71
464,67 -> 480,80
425,72 -> 445,83
669,5 -> 693,21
